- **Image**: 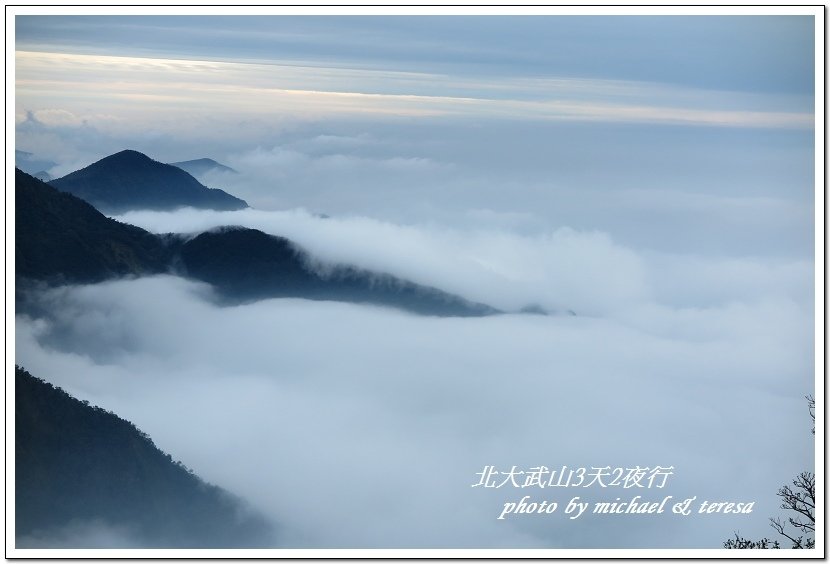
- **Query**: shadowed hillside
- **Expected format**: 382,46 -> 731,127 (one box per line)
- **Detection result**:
15,168 -> 171,285
15,366 -> 275,548
175,227 -> 500,316
18,168 -> 500,317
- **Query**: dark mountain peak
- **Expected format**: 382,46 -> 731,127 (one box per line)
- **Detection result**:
65,149 -> 190,180
102,149 -> 155,164
112,148 -> 148,159
50,150 -> 248,214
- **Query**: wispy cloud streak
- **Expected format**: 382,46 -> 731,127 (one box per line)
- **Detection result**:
16,51 -> 813,129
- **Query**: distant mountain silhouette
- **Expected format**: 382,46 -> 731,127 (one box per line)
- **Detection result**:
17,169 -> 499,317
15,366 -> 274,548
15,149 -> 57,177
170,158 -> 237,177
16,168 -> 171,286
174,227 -> 500,316
50,150 -> 247,213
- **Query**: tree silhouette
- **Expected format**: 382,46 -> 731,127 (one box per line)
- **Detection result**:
723,534 -> 780,549
769,471 -> 815,549
724,395 -> 815,549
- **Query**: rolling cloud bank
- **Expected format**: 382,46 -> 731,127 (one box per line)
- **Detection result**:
13,13 -> 816,552
16,202 -> 813,548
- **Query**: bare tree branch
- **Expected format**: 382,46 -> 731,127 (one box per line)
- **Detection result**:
806,394 -> 815,435
725,396 -> 815,549
770,517 -> 807,549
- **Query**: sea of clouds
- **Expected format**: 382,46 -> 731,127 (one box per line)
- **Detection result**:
13,111 -> 816,549
15,205 -> 814,548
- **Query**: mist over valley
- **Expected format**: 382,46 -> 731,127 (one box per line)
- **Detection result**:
12,12 -> 816,553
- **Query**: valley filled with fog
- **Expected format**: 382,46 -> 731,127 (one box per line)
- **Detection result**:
13,14 -> 816,551
17,123 -> 815,548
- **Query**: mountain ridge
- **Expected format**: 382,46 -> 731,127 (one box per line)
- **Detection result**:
16,168 -> 171,285
16,149 -> 57,177
15,365 -> 274,548
50,150 -> 248,214
17,169 -> 500,317
173,226 -> 500,316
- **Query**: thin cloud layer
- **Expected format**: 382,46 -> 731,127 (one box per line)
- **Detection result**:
16,49 -> 814,132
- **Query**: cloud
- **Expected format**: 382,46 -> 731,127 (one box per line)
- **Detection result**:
114,207 -> 812,316
115,208 -> 650,315
30,108 -> 83,127
642,254 -> 814,311
17,520 -> 144,549
15,13 -> 816,548
14,110 -> 813,262
15,143 -> 814,548
14,110 -> 135,177
172,120 -> 814,260
195,142 -> 467,220
15,49 -> 813,134
12,15 -> 815,551
294,133 -> 378,151
15,200 -> 813,549
14,15 -> 816,97
15,272 -> 814,549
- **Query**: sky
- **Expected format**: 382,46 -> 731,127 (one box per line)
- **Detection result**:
13,14 -> 816,256
12,11 -> 818,553
15,15 -> 815,166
